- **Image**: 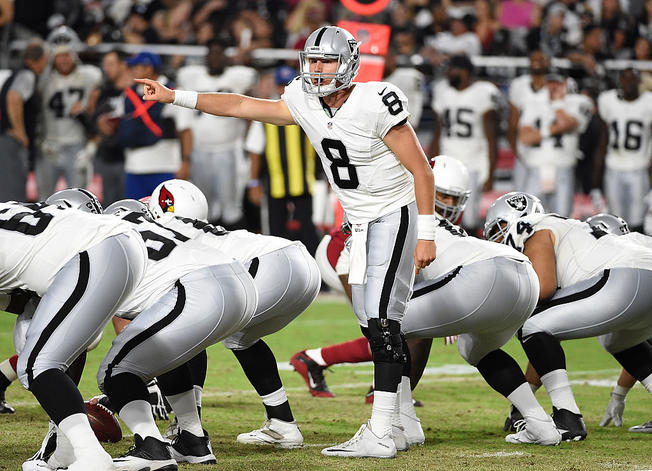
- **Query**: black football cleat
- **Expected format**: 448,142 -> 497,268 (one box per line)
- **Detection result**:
552,407 -> 587,441
0,390 -> 15,414
113,434 -> 177,471
170,430 -> 216,464
504,404 -> 524,432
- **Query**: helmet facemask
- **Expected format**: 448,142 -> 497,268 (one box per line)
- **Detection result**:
299,27 -> 360,97
435,187 -> 470,224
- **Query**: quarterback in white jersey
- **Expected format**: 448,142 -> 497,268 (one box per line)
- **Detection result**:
485,192 -> 652,441
136,25 -> 436,459
431,55 -> 499,232
596,68 -> 652,231
38,28 -> 102,197
1,190 -> 147,471
146,179 -> 320,450
518,74 -> 593,216
176,40 -> 258,224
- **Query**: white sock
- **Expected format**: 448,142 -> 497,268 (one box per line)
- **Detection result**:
51,424 -> 75,467
370,390 -> 395,436
261,387 -> 289,410
166,390 -> 203,437
530,382 -> 541,394
193,385 -> 203,410
119,399 -> 163,440
305,348 -> 326,366
642,373 -> 652,394
541,369 -> 581,414
399,376 -> 417,419
507,382 -> 549,422
392,383 -> 402,428
0,358 -> 17,382
57,413 -> 105,457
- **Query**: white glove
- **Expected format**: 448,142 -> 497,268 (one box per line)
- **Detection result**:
75,141 -> 97,187
147,379 -> 171,421
75,141 -> 97,170
599,392 -> 626,427
590,188 -> 606,212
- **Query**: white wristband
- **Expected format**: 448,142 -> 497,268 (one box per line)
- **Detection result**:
173,90 -> 198,109
550,100 -> 565,111
417,214 -> 436,241
540,127 -> 551,139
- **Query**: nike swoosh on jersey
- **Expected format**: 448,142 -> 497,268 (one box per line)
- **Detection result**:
378,87 -> 387,95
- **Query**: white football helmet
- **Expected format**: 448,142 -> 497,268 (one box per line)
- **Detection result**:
484,192 -> 544,242
45,188 -> 102,214
104,199 -> 153,218
432,155 -> 471,224
299,26 -> 360,97
46,25 -> 81,56
585,213 -> 630,236
149,179 -> 208,221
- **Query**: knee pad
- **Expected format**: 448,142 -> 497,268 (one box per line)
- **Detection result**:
367,318 -> 405,364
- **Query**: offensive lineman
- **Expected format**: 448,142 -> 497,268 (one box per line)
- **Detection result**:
430,55 -> 499,235
98,200 -> 257,471
37,27 -> 102,197
146,179 -> 320,451
517,73 -> 593,216
0,189 -> 147,471
485,192 -> 652,441
136,25 -> 437,458
594,68 -> 652,233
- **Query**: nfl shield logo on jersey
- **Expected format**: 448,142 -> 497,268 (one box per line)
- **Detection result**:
506,194 -> 527,211
158,185 -> 175,213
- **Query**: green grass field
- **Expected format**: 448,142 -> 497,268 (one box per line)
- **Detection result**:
1,296 -> 651,470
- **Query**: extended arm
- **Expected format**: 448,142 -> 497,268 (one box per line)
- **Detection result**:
135,78 -> 296,126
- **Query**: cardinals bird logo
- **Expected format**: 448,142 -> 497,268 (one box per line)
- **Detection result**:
158,185 -> 175,213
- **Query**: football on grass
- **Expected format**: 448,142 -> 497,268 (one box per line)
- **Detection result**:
84,401 -> 122,443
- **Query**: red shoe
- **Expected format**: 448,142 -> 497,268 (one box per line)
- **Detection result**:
290,351 -> 335,398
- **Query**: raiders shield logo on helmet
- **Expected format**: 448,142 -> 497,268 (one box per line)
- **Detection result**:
158,185 -> 175,213
506,194 -> 527,211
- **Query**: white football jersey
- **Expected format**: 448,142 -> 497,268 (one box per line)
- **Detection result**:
503,213 -> 652,288
519,93 -> 593,168
177,65 -> 257,151
385,67 -> 425,128
114,211 -> 236,318
622,231 -> 652,250
432,80 -> 499,181
40,64 -> 102,145
282,78 -> 415,224
597,90 -> 652,171
418,216 -> 528,282
0,202 -> 139,296
508,75 -> 548,111
157,213 -> 297,262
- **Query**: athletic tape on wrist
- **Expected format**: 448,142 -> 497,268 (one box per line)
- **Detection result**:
417,214 -> 436,240
173,90 -> 198,109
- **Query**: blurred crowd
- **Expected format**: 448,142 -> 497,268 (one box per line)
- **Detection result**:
0,0 -> 651,248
